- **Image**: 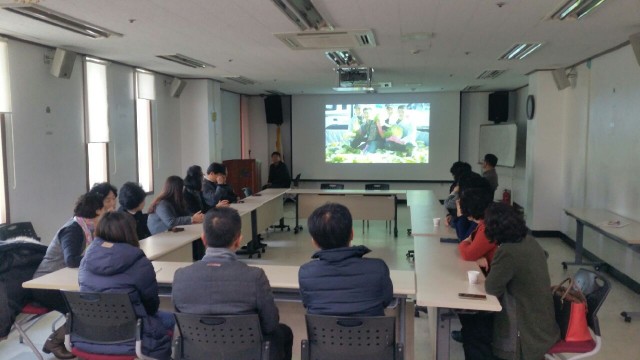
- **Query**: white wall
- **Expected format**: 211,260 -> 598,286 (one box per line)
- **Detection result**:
3,39 -> 184,241
220,90 -> 241,160
179,80 -> 211,173
4,40 -> 86,241
459,91 -> 526,202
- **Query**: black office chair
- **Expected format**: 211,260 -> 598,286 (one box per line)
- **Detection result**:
61,291 -> 155,360
320,183 -> 344,190
174,313 -> 270,360
0,222 -> 40,241
364,183 -> 391,233
301,314 -> 403,360
545,269 -> 611,359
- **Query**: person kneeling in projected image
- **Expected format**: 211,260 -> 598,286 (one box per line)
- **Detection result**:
381,105 -> 417,155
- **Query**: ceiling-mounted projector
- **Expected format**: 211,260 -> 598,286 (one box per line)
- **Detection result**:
334,67 -> 374,92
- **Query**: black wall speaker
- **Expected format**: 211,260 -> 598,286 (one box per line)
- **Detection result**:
629,32 -> 640,67
50,48 -> 77,79
264,95 -> 283,125
552,68 -> 570,90
170,78 -> 187,98
488,91 -> 509,123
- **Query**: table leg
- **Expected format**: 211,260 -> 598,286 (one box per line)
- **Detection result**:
294,194 -> 303,234
394,195 -> 398,238
398,298 -> 406,348
575,220 -> 584,265
436,308 -> 453,360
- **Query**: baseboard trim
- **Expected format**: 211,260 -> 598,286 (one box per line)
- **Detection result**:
536,231 -> 640,294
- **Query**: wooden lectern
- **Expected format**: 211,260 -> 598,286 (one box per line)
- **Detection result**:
223,159 -> 261,196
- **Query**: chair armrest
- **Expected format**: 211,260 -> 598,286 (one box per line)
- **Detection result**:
301,339 -> 309,360
261,340 -> 271,360
395,342 -> 404,360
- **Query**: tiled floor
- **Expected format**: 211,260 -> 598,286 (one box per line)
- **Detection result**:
1,203 -> 639,359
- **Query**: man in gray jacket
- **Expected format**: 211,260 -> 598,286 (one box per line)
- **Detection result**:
172,207 -> 293,360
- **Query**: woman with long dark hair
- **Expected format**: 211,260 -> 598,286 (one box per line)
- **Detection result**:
147,176 -> 203,234
183,165 -> 209,215
79,211 -> 174,359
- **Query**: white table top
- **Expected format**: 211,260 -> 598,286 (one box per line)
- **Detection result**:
288,189 -> 405,196
138,224 -> 201,260
406,190 -> 441,207
413,236 -> 501,311
407,190 -> 455,237
565,208 -> 640,245
23,261 -> 416,298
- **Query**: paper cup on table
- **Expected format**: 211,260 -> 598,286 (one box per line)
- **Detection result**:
467,270 -> 480,284
433,218 -> 441,226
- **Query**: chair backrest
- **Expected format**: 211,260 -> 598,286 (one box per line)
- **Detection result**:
572,269 -> 611,336
292,174 -> 301,187
320,183 -> 344,190
242,187 -> 253,198
304,314 -> 397,360
174,313 -> 267,360
0,222 -> 40,241
365,183 -> 390,191
61,291 -> 138,345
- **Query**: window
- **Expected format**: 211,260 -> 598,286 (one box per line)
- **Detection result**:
0,39 -> 11,222
135,70 -> 155,192
84,58 -> 110,187
136,99 -> 153,192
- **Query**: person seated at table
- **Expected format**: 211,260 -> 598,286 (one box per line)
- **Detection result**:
147,176 -> 204,234
118,182 -> 151,240
298,203 -> 393,316
482,153 -> 499,199
444,161 -> 472,216
183,165 -> 210,215
89,182 -> 118,212
454,186 -> 497,359
78,211 -> 173,360
202,162 -> 238,205
32,193 -> 105,359
484,203 -> 559,360
263,151 -> 291,189
172,207 -> 293,360
448,173 -> 491,240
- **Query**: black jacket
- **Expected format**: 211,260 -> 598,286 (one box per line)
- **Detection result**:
202,179 -> 237,206
118,207 -> 151,240
0,239 -> 47,337
268,162 -> 291,188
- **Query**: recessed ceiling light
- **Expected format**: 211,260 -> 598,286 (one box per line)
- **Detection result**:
0,3 -> 122,39
498,43 -> 543,60
156,54 -> 213,68
550,0 -> 609,20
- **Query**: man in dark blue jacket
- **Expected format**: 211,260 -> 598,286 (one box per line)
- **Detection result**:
298,203 -> 393,316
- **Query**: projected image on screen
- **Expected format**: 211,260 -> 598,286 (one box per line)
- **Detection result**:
325,103 -> 430,163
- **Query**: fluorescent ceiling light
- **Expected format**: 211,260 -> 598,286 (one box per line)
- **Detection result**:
325,51 -> 360,67
271,0 -> 330,30
498,43 -> 543,60
332,86 -> 374,92
551,0 -> 609,20
0,4 -> 122,39
156,54 -> 213,68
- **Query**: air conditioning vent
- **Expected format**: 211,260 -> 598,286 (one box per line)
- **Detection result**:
224,76 -> 256,85
477,70 -> 506,80
275,29 -> 377,50
462,85 -> 483,91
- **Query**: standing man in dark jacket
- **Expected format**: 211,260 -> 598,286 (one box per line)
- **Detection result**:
299,203 -> 393,316
264,152 -> 291,189
172,207 -> 293,360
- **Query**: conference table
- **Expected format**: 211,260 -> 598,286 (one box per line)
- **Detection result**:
563,208 -> 640,268
231,188 -> 287,255
408,190 -> 501,360
287,189 -> 405,237
22,261 -> 416,348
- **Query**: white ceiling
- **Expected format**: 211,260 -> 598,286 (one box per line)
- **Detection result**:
1,0 -> 639,95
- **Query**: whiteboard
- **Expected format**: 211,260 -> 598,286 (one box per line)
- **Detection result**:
479,124 -> 517,167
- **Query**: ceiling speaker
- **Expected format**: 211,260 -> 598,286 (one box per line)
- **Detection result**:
629,32 -> 640,67
552,68 -> 570,90
50,48 -> 77,79
170,78 -> 187,98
